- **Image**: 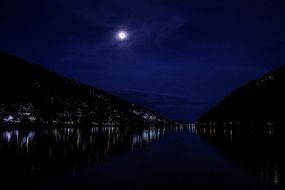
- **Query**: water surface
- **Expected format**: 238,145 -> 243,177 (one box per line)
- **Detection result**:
0,125 -> 282,190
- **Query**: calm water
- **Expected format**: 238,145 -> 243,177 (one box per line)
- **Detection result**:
0,125 -> 282,190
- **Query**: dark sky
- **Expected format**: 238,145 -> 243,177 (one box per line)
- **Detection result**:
1,0 -> 285,121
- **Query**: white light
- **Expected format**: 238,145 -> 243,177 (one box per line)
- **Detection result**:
117,31 -> 127,40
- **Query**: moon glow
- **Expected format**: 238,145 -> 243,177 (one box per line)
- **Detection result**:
117,31 -> 127,40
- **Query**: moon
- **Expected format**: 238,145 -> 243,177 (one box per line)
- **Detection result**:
117,31 -> 128,40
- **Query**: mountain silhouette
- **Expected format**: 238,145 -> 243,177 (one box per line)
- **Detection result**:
198,65 -> 285,125
0,50 -> 168,125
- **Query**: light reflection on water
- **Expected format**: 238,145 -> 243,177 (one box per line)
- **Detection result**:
0,125 -> 192,187
196,125 -> 283,188
0,124 -> 282,189
0,126 -> 191,152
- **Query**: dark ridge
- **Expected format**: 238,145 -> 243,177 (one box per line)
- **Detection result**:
0,50 -> 168,126
197,65 -> 285,125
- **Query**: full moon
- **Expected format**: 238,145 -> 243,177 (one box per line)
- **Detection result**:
117,31 -> 127,40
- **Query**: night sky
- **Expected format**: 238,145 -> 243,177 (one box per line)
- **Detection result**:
1,0 -> 285,121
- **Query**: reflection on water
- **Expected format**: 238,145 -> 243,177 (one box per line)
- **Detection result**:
0,125 -> 189,188
196,125 -> 283,188
2,124 -> 281,189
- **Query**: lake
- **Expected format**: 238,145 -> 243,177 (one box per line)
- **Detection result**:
0,125 -> 282,190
